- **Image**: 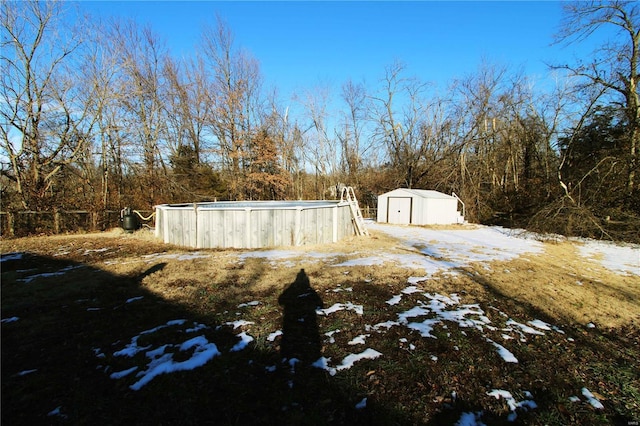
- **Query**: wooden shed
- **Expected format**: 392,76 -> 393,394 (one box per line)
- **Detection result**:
377,189 -> 465,225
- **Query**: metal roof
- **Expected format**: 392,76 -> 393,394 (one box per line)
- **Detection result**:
380,188 -> 456,199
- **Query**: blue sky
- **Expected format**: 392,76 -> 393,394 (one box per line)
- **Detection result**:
78,1 -> 607,101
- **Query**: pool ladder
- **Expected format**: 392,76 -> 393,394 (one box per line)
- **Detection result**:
340,186 -> 369,236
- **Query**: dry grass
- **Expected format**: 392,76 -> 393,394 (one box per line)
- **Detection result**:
466,241 -> 639,329
2,225 -> 637,330
1,227 -> 639,425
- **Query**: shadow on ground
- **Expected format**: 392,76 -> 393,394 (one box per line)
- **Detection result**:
279,269 -> 324,363
1,254 -> 412,425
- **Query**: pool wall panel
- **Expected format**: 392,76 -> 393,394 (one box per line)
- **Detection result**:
155,202 -> 358,249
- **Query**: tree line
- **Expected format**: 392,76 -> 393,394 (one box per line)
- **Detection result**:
1,1 -> 638,242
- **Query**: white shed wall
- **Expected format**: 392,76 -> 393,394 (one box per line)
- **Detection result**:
377,189 -> 463,225
376,196 -> 387,223
421,197 -> 459,225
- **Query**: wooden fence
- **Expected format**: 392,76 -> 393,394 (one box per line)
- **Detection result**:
0,207 -> 372,239
0,210 -> 153,238
361,206 -> 377,220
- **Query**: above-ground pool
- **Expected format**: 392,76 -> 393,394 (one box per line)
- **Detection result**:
154,200 -> 359,249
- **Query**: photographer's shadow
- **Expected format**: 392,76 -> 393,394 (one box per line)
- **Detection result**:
278,269 -> 324,365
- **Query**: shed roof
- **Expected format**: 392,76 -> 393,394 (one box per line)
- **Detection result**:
380,188 -> 456,200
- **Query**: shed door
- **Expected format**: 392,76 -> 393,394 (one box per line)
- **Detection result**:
387,197 -> 412,224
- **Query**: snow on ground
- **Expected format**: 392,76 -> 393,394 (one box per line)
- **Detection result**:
581,387 -> 605,410
577,239 -> 639,276
238,250 -> 341,267
363,222 -> 638,277
486,389 -> 538,421
362,222 -> 545,270
97,319 -> 222,391
141,252 -> 211,262
16,264 -> 85,283
3,222 -> 636,277
2,222 -> 635,420
95,284 -> 552,390
0,252 -> 25,262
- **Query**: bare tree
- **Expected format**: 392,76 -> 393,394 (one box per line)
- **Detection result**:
262,91 -> 303,199
336,79 -> 369,180
1,1 -> 98,210
445,62 -> 565,221
163,55 -> 213,163
106,19 -> 170,206
93,67 -> 130,210
296,83 -> 340,199
201,16 -> 263,200
554,0 -> 639,202
65,20 -> 122,210
369,61 -> 431,189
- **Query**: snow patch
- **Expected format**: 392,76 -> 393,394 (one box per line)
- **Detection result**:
581,387 -> 604,409
317,302 -> 363,316
486,339 -> 519,363
355,397 -> 367,409
1,252 -> 25,262
455,411 -> 486,426
487,389 -> 537,421
578,240 -> 639,276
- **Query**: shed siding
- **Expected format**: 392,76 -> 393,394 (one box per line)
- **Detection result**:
422,197 -> 458,224
377,188 -> 463,225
